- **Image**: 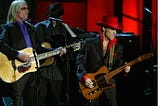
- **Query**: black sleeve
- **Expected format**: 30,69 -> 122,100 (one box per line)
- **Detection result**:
0,25 -> 18,60
76,40 -> 88,80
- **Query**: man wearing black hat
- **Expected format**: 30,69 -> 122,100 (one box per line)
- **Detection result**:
76,15 -> 131,106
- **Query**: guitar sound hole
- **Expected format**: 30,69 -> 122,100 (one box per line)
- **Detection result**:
17,63 -> 31,73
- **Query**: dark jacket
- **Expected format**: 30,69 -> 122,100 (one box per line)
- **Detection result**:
76,36 -> 124,80
0,22 -> 43,60
34,19 -> 70,80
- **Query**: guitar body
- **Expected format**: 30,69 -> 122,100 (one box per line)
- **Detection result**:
40,41 -> 81,67
0,48 -> 39,83
41,42 -> 54,67
79,66 -> 115,100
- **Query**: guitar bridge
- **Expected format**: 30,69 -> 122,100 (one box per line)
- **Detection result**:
88,87 -> 101,96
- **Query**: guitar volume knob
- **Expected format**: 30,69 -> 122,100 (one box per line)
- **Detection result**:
94,90 -> 97,93
89,93 -> 92,95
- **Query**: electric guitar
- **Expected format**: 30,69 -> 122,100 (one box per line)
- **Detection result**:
0,42 -> 81,83
79,52 -> 154,100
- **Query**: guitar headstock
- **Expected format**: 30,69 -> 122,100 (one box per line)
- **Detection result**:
69,41 -> 82,51
138,52 -> 154,61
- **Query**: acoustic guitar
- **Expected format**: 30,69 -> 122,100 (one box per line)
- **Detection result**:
0,42 -> 81,83
79,52 -> 154,100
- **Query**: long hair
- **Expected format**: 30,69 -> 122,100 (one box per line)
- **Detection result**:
7,0 -> 26,24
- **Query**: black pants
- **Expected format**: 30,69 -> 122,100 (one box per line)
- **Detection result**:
23,75 -> 63,106
23,64 -> 63,106
12,74 -> 30,106
45,79 -> 63,106
0,79 -> 12,106
0,97 -> 4,106
23,73 -> 47,106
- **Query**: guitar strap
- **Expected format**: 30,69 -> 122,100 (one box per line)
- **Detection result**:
102,44 -> 115,70
108,44 -> 115,70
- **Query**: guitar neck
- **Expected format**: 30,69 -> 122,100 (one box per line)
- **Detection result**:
106,58 -> 139,79
105,52 -> 154,80
31,49 -> 61,62
30,42 -> 81,62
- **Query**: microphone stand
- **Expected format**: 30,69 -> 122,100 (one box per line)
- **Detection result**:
32,49 -> 39,106
65,52 -> 70,106
49,17 -> 78,106
61,22 -> 77,106
25,21 -> 39,106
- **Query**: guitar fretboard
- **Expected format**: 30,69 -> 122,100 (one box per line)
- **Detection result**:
30,42 -> 81,62
104,52 -> 154,80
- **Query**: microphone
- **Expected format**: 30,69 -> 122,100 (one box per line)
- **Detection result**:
23,20 -> 37,31
48,17 -> 63,22
62,23 -> 77,37
144,7 -> 152,14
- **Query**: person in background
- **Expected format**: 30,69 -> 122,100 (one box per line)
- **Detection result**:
23,2 -> 71,106
0,0 -> 46,106
35,2 -> 70,106
76,15 -> 131,106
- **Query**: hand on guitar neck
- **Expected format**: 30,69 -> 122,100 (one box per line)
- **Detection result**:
55,47 -> 66,57
124,62 -> 131,73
